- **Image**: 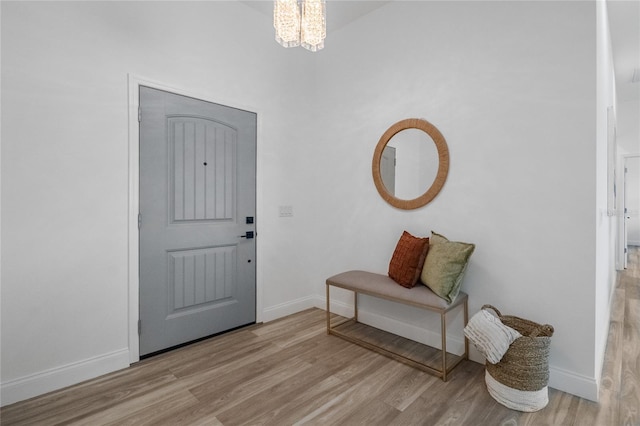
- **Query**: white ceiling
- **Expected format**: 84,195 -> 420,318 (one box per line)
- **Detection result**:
244,1 -> 639,102
241,1 -> 390,32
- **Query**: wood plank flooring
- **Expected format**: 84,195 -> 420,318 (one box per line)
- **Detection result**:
2,247 -> 638,425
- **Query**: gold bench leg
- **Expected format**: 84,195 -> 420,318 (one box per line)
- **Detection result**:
464,298 -> 469,359
441,311 -> 447,381
326,284 -> 330,335
354,292 -> 358,322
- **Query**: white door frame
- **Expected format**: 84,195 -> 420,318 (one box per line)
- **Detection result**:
127,74 -> 263,363
617,154 -> 640,270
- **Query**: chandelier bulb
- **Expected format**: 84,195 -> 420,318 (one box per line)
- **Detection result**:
274,0 -> 325,52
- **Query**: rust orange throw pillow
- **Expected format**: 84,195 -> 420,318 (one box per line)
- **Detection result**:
388,231 -> 430,288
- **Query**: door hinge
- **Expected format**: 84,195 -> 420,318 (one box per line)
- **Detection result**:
138,213 -> 142,230
138,107 -> 141,123
138,320 -> 142,335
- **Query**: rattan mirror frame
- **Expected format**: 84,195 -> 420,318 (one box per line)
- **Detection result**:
372,118 -> 449,210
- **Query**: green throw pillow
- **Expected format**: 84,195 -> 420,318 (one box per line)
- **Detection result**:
421,231 -> 475,303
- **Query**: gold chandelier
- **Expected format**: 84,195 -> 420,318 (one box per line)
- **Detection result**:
274,0 -> 326,52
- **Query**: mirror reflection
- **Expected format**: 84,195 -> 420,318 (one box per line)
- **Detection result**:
380,128 -> 439,200
372,118 -> 449,210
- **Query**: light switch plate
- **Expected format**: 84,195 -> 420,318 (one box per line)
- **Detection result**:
279,205 -> 293,217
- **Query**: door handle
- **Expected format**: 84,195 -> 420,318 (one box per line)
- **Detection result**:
238,231 -> 254,239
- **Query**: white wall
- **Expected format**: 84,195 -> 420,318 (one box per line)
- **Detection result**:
0,1 -> 315,404
594,0 -> 618,388
310,1 -> 601,400
1,0 -> 615,406
617,100 -> 640,155
615,100 -> 640,259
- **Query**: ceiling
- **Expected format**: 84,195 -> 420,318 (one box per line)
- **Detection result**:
240,1 -> 390,33
244,1 -> 639,102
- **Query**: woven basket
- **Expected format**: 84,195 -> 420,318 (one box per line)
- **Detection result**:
482,305 -> 554,412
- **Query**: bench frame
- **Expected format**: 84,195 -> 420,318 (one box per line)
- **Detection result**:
326,276 -> 469,381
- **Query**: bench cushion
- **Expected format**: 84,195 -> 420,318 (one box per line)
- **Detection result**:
327,270 -> 467,310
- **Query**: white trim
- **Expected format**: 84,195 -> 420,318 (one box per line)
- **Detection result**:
317,295 -> 352,318
357,310 -> 466,356
617,153 -> 640,270
323,293 -> 599,401
548,365 -> 599,402
127,74 -> 141,364
1,349 -> 130,407
302,291 -> 604,402
262,295 -> 319,323
127,74 -> 263,363
321,295 -> 466,356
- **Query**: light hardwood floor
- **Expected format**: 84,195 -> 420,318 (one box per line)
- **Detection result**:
2,248 -> 638,425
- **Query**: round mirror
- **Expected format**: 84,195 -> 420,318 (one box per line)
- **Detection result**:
372,118 -> 449,210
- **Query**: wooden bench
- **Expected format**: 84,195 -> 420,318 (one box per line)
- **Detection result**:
326,270 -> 469,381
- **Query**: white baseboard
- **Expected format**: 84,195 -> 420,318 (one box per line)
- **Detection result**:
316,295 -> 351,317
548,365 -> 599,402
321,296 -> 465,356
262,295 -> 318,323
357,310 -> 466,356
321,294 -> 599,400
1,348 -> 130,407
1,299 -> 600,407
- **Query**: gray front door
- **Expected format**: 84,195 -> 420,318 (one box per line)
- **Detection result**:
139,86 -> 256,356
